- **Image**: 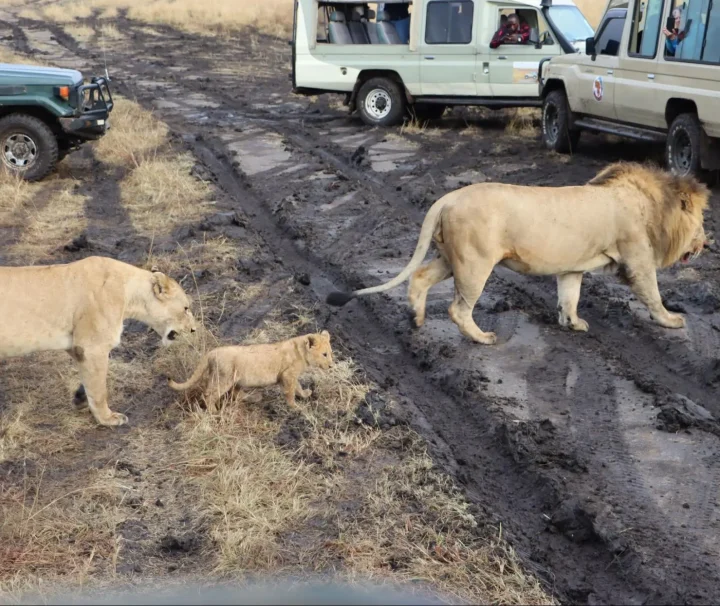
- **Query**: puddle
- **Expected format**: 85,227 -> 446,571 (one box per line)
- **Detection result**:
320,191 -> 358,212
226,133 -> 291,176
445,170 -> 489,189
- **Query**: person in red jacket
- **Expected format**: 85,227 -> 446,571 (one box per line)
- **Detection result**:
490,14 -> 530,48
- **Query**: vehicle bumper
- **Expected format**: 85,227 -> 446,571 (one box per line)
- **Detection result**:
59,76 -> 114,141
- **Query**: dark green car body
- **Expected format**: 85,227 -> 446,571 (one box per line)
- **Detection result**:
0,62 -> 113,180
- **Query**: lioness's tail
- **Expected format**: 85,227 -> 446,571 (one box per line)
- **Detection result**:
326,196 -> 451,307
167,355 -> 210,391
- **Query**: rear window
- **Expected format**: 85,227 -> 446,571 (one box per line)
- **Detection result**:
425,0 -> 474,44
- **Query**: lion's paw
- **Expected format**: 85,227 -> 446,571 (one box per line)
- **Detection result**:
100,412 -> 129,427
300,389 -> 313,399
661,313 -> 686,329
571,318 -> 590,332
478,332 -> 497,345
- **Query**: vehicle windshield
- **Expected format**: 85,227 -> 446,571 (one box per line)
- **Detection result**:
548,5 -> 595,42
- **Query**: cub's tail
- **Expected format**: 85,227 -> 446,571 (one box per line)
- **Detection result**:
167,355 -> 210,391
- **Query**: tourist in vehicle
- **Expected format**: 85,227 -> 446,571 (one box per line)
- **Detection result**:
663,7 -> 689,56
384,2 -> 411,44
490,14 -> 530,48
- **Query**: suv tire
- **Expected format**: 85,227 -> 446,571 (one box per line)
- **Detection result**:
410,103 -> 446,122
542,90 -> 579,154
357,77 -> 405,127
666,113 -> 702,177
0,113 -> 58,181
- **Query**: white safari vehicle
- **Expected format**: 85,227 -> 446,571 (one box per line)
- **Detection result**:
290,0 -> 594,125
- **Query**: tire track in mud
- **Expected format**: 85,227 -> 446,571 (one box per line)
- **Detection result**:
14,15 -> 720,604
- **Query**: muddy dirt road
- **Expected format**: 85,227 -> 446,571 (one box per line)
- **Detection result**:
3,10 -> 720,604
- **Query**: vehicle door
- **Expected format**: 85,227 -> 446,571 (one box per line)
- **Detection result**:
613,0 -> 666,128
487,6 -> 563,97
569,4 -> 628,121
419,0 -> 479,95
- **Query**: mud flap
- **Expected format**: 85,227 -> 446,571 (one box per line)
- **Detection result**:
700,131 -> 720,171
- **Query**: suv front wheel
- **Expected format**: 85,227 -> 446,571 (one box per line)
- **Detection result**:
357,77 -> 405,127
666,113 -> 702,177
0,113 -> 58,181
542,90 -> 580,154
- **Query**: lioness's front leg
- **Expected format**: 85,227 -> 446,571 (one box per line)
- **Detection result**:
77,349 -> 128,427
556,273 -> 589,332
621,248 -> 685,329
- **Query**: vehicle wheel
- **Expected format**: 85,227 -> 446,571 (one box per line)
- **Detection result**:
666,113 -> 702,177
357,77 -> 406,127
410,103 -> 446,122
0,113 -> 58,181
542,89 -> 579,154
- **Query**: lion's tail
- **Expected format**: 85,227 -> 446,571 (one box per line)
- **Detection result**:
326,195 -> 451,307
167,355 -> 210,392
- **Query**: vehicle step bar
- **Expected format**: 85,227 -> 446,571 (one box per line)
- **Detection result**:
416,96 -> 542,108
573,118 -> 666,143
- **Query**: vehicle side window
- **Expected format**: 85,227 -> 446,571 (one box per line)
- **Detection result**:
702,7 -> 720,63
595,16 -> 626,56
665,0 -> 720,63
629,0 -> 663,57
425,0 -> 474,45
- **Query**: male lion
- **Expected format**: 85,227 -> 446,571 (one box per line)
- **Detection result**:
327,163 -> 709,344
167,331 -> 334,412
0,256 -> 197,426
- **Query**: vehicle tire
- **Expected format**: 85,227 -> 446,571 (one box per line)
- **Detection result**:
542,89 -> 579,154
666,113 -> 703,177
357,77 -> 406,127
410,103 -> 446,122
0,113 -> 58,181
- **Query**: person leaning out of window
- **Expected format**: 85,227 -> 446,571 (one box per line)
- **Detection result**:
490,14 -> 530,49
663,8 -> 689,56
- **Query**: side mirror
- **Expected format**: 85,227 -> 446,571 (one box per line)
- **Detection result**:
585,36 -> 596,56
540,31 -> 554,46
529,27 -> 541,48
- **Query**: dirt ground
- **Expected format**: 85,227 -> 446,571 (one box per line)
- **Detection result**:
1,5 -> 720,606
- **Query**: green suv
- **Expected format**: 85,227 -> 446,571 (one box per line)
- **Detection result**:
0,63 -> 113,181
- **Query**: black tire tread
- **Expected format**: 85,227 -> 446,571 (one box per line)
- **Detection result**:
357,77 -> 405,127
542,89 -> 579,154
666,113 -> 703,177
0,113 -> 58,181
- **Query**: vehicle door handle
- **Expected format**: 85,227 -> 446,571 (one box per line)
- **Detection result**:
607,69 -> 614,75
498,55 -> 507,60
424,56 -> 435,60
647,74 -> 655,79
483,61 -> 489,74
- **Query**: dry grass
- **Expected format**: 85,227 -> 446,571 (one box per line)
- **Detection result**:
22,0 -> 294,37
120,153 -> 211,236
94,97 -> 168,167
0,469 -> 123,594
19,0 -> 599,38
332,448 -> 553,604
64,24 -> 96,42
11,180 -> 87,263
505,108 -> 540,137
0,47 -> 42,65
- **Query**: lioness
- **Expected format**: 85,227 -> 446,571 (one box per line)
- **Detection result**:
327,162 -> 709,344
0,256 -> 197,426
167,331 -> 334,412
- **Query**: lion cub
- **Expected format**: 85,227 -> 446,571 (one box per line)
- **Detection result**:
168,331 -> 334,412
